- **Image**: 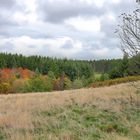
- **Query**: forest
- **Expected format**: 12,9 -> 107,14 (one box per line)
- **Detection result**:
0,53 -> 139,94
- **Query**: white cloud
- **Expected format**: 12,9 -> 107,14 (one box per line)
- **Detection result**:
16,0 -> 36,12
0,36 -> 83,58
13,12 -> 38,25
0,0 -> 135,60
112,0 -> 121,4
65,16 -> 101,32
13,0 -> 38,25
0,35 -> 123,59
92,47 -> 109,56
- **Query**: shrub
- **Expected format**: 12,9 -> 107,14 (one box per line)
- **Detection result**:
23,75 -> 53,92
109,68 -> 122,79
11,79 -> 27,93
15,73 -> 21,79
100,73 -> 109,81
91,76 -> 140,88
0,83 -> 11,94
81,74 -> 95,87
0,74 -> 54,93
53,77 -> 72,91
48,71 -> 56,80
73,79 -> 83,89
64,77 -> 72,90
44,76 -> 53,91
53,79 -> 61,91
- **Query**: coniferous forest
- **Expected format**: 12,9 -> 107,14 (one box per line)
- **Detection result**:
0,52 -> 139,94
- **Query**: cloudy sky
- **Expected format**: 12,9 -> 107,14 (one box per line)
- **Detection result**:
0,0 -> 138,60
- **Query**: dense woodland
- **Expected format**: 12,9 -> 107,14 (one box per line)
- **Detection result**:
0,53 -> 122,78
0,53 -> 93,81
0,53 -> 140,76
0,53 -> 139,93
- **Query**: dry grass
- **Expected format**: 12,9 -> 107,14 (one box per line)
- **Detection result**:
0,82 -> 140,140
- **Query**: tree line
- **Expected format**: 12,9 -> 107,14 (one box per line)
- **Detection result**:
0,53 -> 94,81
0,53 -> 139,80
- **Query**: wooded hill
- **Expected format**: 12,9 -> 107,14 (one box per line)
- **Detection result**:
0,53 -> 122,80
0,53 -> 139,94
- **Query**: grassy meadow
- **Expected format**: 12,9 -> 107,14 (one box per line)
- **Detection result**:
0,1 -> 140,140
0,82 -> 140,140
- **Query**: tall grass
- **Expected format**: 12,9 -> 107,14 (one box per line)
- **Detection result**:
0,82 -> 139,140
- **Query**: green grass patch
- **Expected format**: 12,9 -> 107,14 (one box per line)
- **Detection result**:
0,127 -> 6,140
33,103 -> 140,140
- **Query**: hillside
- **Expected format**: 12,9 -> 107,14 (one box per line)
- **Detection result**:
0,53 -> 139,94
0,82 -> 140,140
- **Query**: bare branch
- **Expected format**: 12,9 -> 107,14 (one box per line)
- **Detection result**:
117,9 -> 140,57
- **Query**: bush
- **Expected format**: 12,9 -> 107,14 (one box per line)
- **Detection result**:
109,68 -> 122,79
0,83 -> 11,94
100,73 -> 109,81
11,79 -> 27,93
44,76 -> 53,91
53,77 -> 72,91
53,79 -> 60,91
73,79 -> 83,89
64,77 -> 72,90
23,75 -> 53,92
81,75 -> 95,87
48,71 -> 56,80
128,54 -> 140,75
91,76 -> 140,88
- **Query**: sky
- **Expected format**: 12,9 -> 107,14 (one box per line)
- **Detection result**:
0,0 -> 138,60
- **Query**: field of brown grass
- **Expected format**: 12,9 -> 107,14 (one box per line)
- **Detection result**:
0,82 -> 140,140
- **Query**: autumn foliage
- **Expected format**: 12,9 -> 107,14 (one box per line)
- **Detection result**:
0,68 -> 34,83
0,68 -> 35,94
0,83 -> 11,94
